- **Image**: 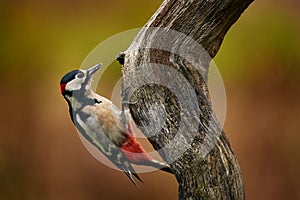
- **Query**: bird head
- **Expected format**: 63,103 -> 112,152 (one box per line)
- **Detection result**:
60,64 -> 101,97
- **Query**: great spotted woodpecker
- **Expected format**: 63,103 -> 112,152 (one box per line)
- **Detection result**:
60,64 -> 173,186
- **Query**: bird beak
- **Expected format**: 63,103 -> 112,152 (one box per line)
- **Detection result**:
87,64 -> 101,77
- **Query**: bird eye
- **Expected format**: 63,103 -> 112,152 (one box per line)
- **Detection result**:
76,72 -> 84,79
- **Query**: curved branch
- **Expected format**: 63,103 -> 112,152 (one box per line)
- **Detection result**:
121,0 -> 253,199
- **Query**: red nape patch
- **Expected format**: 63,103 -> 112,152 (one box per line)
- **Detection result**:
121,135 -> 151,164
60,83 -> 67,93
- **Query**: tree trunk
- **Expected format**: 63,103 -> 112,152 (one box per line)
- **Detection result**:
121,0 -> 253,199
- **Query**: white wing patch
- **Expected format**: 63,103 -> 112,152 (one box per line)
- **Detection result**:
76,114 -> 108,153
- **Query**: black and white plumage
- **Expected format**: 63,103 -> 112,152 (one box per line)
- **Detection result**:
60,64 -> 173,186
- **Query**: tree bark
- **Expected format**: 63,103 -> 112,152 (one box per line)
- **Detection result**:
121,0 -> 253,199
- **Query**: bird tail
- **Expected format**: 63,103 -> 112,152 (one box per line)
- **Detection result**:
123,165 -> 144,187
143,159 -> 174,174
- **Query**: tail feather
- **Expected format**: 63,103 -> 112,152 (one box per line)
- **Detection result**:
123,170 -> 138,186
132,172 -> 144,183
159,165 -> 174,174
123,165 -> 144,187
144,159 -> 174,174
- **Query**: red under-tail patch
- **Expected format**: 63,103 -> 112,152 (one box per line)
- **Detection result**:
60,83 -> 67,93
121,135 -> 151,164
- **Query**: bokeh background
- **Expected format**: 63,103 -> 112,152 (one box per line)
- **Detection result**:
1,0 -> 299,199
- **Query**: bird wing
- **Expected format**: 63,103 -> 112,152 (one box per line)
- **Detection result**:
74,105 -> 143,185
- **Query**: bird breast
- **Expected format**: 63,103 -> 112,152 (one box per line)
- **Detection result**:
81,97 -> 128,147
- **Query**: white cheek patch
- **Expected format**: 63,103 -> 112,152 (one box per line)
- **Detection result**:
65,77 -> 87,91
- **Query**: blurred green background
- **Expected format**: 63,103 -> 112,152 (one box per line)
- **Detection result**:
1,0 -> 300,199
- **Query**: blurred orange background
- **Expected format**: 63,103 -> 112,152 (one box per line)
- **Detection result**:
1,0 -> 299,199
